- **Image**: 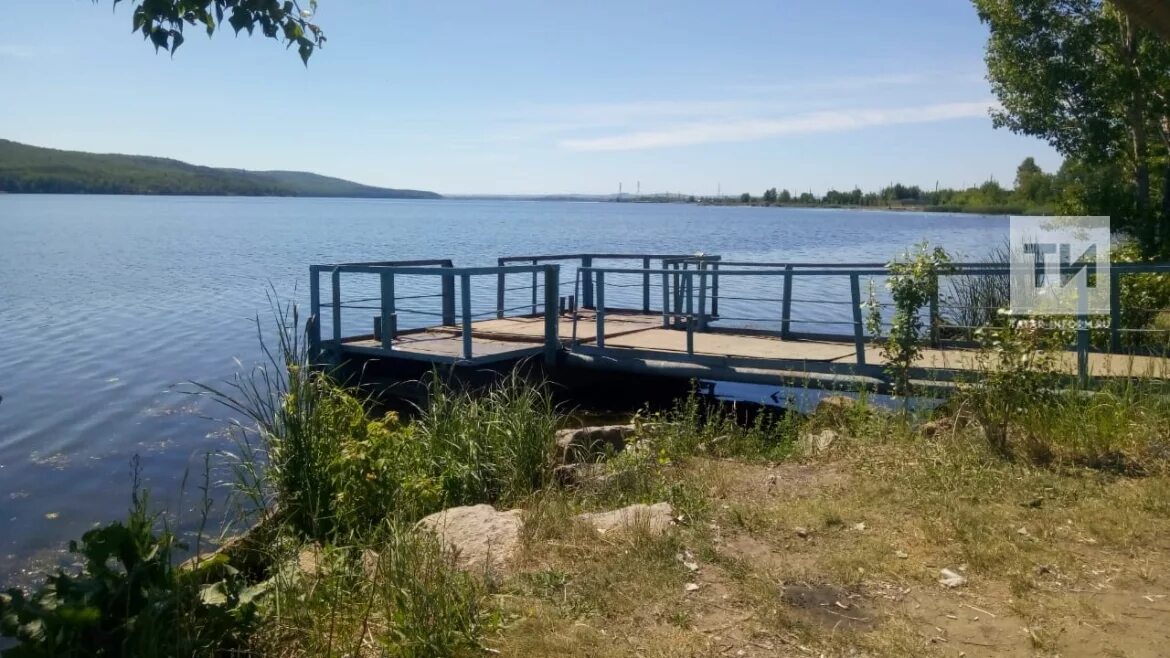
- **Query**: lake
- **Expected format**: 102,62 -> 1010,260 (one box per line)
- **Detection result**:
0,195 -> 1008,585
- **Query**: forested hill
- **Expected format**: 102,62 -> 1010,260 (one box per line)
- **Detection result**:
0,140 -> 441,199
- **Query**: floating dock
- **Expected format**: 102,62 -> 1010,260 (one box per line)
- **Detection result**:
308,254 -> 1170,395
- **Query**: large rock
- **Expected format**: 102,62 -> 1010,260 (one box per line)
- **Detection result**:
577,502 -> 675,536
416,505 -> 522,573
796,428 -> 839,456
556,424 -> 635,464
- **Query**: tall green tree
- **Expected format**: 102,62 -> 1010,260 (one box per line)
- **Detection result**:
974,0 -> 1170,251
99,0 -> 326,63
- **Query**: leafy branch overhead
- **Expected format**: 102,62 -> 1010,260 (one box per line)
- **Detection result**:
102,0 -> 325,64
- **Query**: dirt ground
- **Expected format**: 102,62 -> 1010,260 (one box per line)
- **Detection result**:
492,449 -> 1170,658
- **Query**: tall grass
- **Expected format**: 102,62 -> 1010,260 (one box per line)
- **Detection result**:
197,295 -> 559,541
941,242 -> 1010,339
414,369 -> 559,509
255,522 -> 489,658
950,322 -> 1170,472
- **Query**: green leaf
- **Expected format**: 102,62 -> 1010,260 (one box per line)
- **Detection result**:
149,27 -> 170,51
228,10 -> 251,35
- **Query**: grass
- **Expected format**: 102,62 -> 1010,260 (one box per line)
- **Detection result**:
8,295 -> 1170,657
493,391 -> 1170,657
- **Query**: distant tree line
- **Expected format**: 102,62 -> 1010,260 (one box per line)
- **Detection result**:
705,156 -> 1085,216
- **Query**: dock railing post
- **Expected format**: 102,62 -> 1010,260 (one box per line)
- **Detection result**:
496,258 -> 506,319
595,270 -> 606,348
672,262 -> 683,328
380,272 -> 396,350
543,265 -> 559,366
781,265 -> 794,339
309,266 -> 321,361
697,265 -> 708,331
661,267 -> 670,329
461,273 -> 473,360
331,267 -> 342,344
1077,276 -> 1090,387
581,256 -> 594,309
850,273 -> 866,366
531,259 -> 539,316
1109,270 -> 1121,353
929,271 -> 940,347
686,272 -> 695,355
710,259 -> 720,319
642,256 -> 651,313
441,262 -> 456,326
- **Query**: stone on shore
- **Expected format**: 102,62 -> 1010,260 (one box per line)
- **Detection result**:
416,504 -> 523,573
577,502 -> 675,535
556,424 -> 635,464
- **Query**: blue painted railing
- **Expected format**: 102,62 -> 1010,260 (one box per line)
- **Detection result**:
310,261 -> 560,364
310,255 -> 1170,385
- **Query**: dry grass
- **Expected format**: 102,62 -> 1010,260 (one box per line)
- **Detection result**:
485,403 -> 1170,658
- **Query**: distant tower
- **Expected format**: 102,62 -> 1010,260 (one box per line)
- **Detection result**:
637,181 -> 640,197
618,182 -> 623,201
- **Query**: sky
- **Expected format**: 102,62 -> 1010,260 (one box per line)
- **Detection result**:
0,1 -> 1063,196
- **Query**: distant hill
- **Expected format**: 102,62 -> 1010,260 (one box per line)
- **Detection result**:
0,139 -> 440,199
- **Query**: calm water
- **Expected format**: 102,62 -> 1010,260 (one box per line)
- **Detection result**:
0,195 -> 1007,584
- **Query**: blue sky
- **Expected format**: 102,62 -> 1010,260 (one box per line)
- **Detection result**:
0,1 -> 1062,195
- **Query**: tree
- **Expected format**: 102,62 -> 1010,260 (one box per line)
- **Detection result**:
1112,0 -> 1170,41
1014,157 -> 1053,205
98,0 -> 326,63
778,189 -> 792,203
762,187 -> 778,203
739,192 -> 752,203
974,0 -> 1170,251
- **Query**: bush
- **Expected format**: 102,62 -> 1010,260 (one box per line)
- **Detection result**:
0,475 -> 258,658
956,321 -> 1170,471
203,299 -> 558,541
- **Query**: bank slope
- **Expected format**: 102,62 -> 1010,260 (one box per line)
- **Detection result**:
0,139 -> 440,199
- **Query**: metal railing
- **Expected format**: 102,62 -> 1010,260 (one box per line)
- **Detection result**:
309,255 -> 1170,384
496,253 -> 716,316
310,261 -> 560,363
573,261 -> 1170,384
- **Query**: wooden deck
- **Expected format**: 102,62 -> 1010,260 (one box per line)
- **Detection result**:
338,311 -> 1170,380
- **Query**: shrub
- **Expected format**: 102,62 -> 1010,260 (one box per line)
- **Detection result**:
865,242 -> 952,397
0,473 -> 258,658
256,525 -> 490,658
414,370 -> 559,509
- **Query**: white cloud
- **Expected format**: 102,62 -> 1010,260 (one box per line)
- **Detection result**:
559,101 -> 999,151
0,44 -> 33,59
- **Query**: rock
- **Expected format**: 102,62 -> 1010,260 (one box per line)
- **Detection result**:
684,582 -> 700,592
939,568 -> 967,588
852,521 -> 867,532
919,419 -> 949,439
577,502 -> 675,535
815,395 -> 889,419
553,462 -> 613,488
416,504 -> 522,573
295,544 -> 324,578
895,550 -> 909,559
556,425 -> 635,464
797,429 -> 838,456
794,526 -> 810,539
